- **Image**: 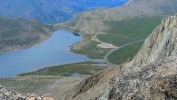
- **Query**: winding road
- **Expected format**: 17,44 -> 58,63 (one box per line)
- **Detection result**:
104,39 -> 145,65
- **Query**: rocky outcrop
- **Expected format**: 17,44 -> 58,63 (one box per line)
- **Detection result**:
127,14 -> 177,67
62,14 -> 177,100
0,85 -> 54,100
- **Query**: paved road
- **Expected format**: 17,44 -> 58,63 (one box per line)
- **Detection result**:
104,39 -> 145,65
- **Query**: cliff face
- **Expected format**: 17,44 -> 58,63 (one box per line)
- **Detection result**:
63,14 -> 177,100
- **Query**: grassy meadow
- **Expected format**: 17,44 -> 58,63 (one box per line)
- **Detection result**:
108,41 -> 144,65
18,61 -> 107,76
102,16 -> 163,64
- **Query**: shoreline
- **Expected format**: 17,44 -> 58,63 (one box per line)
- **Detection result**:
0,30 -> 106,78
0,32 -> 53,55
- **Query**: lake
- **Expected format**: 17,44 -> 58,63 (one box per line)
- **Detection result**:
0,30 -> 103,77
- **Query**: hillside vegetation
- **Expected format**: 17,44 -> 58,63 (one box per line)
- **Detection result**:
102,17 -> 163,64
108,41 -> 144,64
0,17 -> 54,54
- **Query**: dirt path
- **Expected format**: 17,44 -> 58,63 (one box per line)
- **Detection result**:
104,39 -> 145,65
91,34 -> 105,43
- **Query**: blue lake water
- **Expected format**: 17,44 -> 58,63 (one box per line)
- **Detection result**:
0,30 -> 103,77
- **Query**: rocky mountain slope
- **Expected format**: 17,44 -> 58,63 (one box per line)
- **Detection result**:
62,14 -> 177,100
0,17 -> 54,54
0,0 -> 128,23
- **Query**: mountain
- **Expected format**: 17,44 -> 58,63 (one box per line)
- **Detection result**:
0,17 -> 54,54
57,0 -> 177,35
55,0 -> 177,61
62,14 -> 177,100
1,1 -> 177,99
0,0 -> 128,24
1,13 -> 177,100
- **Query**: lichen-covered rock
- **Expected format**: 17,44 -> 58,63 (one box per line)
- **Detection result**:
109,57 -> 177,100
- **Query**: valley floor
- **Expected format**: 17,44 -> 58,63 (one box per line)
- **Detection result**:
0,75 -> 84,100
0,61 -> 108,99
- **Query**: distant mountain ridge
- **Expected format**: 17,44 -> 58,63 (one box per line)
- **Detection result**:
0,0 -> 128,23
57,0 -> 177,35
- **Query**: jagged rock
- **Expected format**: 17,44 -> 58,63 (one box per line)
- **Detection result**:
0,85 -> 54,100
62,14 -> 177,100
